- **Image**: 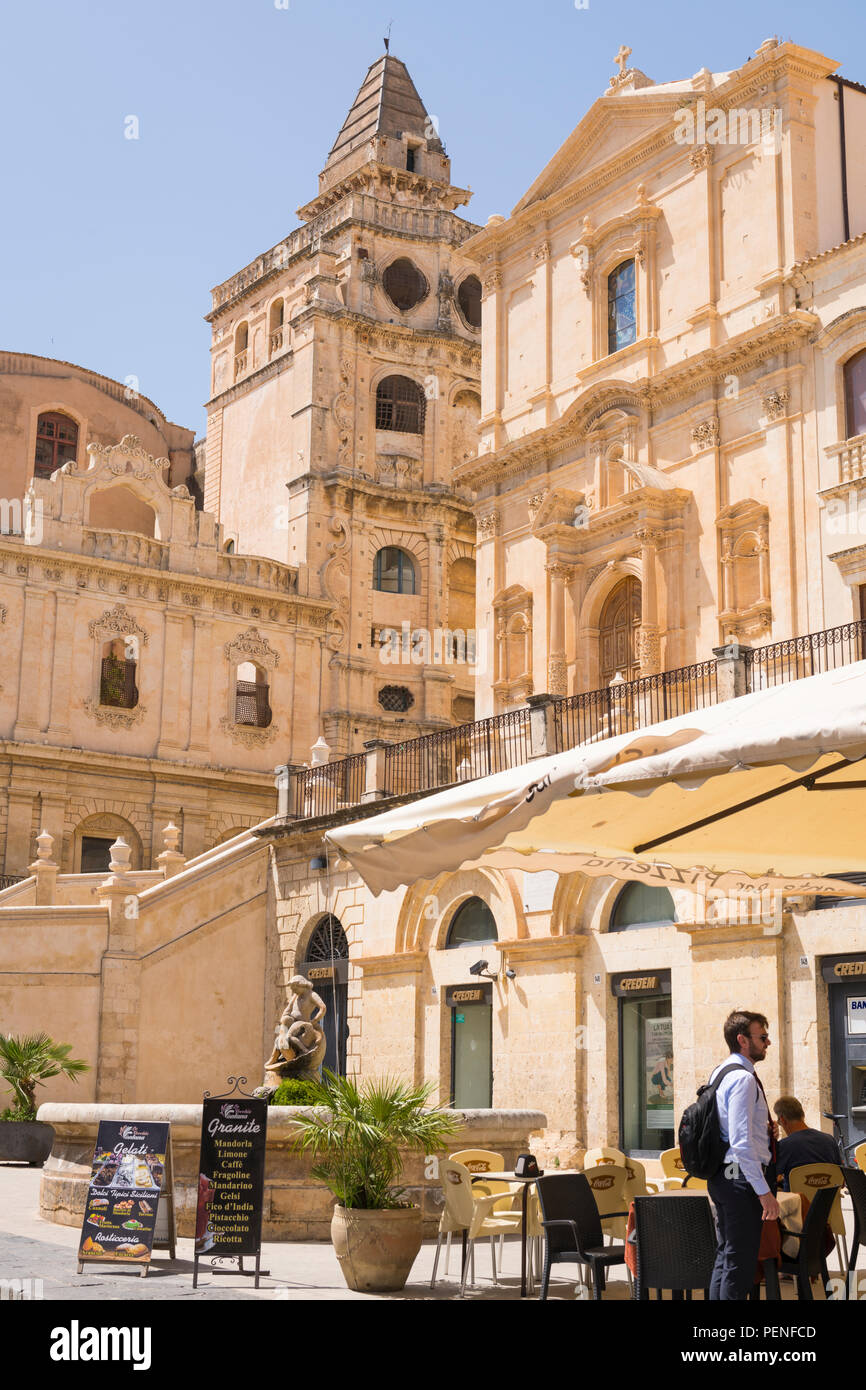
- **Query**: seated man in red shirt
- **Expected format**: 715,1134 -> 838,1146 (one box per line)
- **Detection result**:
773,1095 -> 840,1190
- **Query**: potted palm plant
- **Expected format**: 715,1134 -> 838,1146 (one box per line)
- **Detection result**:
0,1033 -> 89,1165
292,1071 -> 461,1292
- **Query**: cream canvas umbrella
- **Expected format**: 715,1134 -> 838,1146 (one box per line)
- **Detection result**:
326,661 -> 866,901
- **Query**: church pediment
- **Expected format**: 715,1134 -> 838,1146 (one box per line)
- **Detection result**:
531,488 -> 588,535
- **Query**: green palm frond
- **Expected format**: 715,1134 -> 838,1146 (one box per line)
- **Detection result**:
0,1033 -> 90,1119
291,1071 -> 460,1210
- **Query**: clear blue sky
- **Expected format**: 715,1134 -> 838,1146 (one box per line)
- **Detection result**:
2,0 -> 862,437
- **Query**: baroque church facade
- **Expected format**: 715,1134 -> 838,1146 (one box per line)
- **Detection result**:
6,41 -> 866,1174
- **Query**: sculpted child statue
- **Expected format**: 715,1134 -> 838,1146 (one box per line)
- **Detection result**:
259,974 -> 328,1093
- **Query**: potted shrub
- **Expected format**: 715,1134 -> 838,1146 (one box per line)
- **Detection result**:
292,1071 -> 460,1292
0,1033 -> 89,1165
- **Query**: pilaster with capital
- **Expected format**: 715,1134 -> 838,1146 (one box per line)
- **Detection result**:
481,267 -> 504,429
547,561 -> 572,696
635,527 -> 663,674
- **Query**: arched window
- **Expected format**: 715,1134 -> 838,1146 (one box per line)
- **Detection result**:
269,300 -> 284,356
607,260 -> 636,355
844,348 -> 866,440
375,375 -> 426,433
446,897 -> 498,949
457,275 -> 482,329
234,323 -> 249,379
374,546 -> 416,594
34,412 -> 78,478
610,882 -> 676,931
382,258 -> 428,311
300,915 -> 349,1076
235,661 -> 271,728
100,636 -> 139,709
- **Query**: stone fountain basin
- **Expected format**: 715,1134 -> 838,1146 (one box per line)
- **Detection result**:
36,1104 -> 547,1241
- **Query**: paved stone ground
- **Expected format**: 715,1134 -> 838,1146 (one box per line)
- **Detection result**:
2,1163 -> 860,1303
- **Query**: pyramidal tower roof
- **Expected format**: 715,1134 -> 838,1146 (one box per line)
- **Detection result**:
325,53 -> 441,172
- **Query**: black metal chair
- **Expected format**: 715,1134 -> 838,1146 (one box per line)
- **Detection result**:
631,1193 -> 717,1301
842,1165 -> 866,1290
535,1173 -> 627,1301
777,1183 -> 838,1300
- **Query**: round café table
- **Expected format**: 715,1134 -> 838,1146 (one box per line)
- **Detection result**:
470,1170 -> 581,1298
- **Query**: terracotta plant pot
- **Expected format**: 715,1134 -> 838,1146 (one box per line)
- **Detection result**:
0,1120 -> 55,1166
330,1204 -> 423,1292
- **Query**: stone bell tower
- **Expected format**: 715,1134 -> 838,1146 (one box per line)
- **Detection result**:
204,51 -> 483,753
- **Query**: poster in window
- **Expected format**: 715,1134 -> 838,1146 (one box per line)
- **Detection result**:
645,1017 -> 674,1131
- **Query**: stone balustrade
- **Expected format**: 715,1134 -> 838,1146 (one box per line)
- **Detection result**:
826,431 -> 866,484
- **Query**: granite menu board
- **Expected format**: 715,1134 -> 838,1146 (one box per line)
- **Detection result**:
78,1120 -> 169,1266
195,1098 -> 268,1257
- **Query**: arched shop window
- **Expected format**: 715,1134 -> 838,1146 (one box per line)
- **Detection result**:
610,882 -> 676,930
446,897 -> 498,949
299,915 -> 349,1076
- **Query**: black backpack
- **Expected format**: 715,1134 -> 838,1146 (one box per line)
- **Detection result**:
677,1063 -> 742,1180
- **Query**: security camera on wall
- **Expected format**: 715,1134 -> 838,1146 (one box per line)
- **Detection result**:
468,960 -> 488,977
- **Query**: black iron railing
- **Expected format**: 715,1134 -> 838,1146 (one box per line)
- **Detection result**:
291,753 -> 367,820
283,621 -> 866,823
383,707 -> 532,798
745,620 -> 866,690
554,659 -> 718,751
0,874 -> 24,891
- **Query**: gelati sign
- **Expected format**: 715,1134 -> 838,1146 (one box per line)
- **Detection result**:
195,1098 -> 268,1258
78,1120 -> 168,1267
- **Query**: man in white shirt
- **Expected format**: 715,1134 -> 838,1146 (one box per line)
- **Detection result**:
707,1009 -> 780,1300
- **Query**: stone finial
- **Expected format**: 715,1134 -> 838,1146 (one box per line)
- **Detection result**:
162,822 -> 181,853
34,829 -> 56,863
310,735 -> 331,767
614,44 -> 632,75
108,837 -> 132,875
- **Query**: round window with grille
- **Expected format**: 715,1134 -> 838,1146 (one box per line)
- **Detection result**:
378,685 -> 415,712
382,258 -> 428,311
457,275 -> 482,329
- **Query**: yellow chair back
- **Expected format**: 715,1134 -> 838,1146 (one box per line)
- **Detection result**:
854,1141 -> 866,1175
438,1159 -> 474,1233
583,1145 -> 626,1169
450,1148 -> 513,1212
787,1162 -> 845,1236
582,1163 -> 628,1238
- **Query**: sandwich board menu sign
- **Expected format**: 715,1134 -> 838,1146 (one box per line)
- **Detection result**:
77,1120 -> 172,1277
194,1095 -> 268,1288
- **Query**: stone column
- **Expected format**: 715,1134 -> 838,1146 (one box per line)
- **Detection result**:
636,528 -> 662,674
712,643 -> 753,701
95,837 -> 141,1104
547,562 -> 571,697
362,739 -> 391,802
526,694 -> 557,759
481,268 -> 505,447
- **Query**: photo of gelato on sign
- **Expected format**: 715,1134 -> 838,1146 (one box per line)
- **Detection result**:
78,1120 -> 169,1268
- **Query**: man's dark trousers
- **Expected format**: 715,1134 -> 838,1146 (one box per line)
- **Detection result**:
707,1171 -> 763,1300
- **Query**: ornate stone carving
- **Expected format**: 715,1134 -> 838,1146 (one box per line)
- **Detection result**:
223,626 -> 280,670
258,975 -> 328,1093
375,455 -> 422,489
86,434 -> 170,479
532,242 -> 551,263
88,604 -> 150,647
763,389 -> 790,421
333,356 -> 354,469
689,145 -> 712,171
84,698 -> 147,729
691,417 -> 720,450
527,491 -> 549,523
482,269 -> 503,295
636,626 -> 661,674
477,510 -> 501,539
219,716 -> 280,748
547,654 -> 568,697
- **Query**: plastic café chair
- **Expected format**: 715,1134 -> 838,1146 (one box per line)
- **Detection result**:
430,1160 -> 522,1296
583,1145 -> 626,1169
854,1142 -> 866,1175
450,1147 -> 523,1275
535,1173 -> 627,1301
582,1163 -> 629,1241
622,1156 -> 659,1201
632,1193 -> 717,1301
777,1184 -> 839,1300
787,1163 -> 849,1274
659,1145 -> 707,1191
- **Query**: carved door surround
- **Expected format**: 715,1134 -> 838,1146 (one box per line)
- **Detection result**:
716,499 -> 771,643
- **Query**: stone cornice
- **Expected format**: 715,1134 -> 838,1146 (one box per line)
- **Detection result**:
497,935 -> 587,963
0,739 -> 278,789
355,951 -> 427,977
458,311 -> 818,488
319,470 -> 475,516
790,230 -> 866,278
